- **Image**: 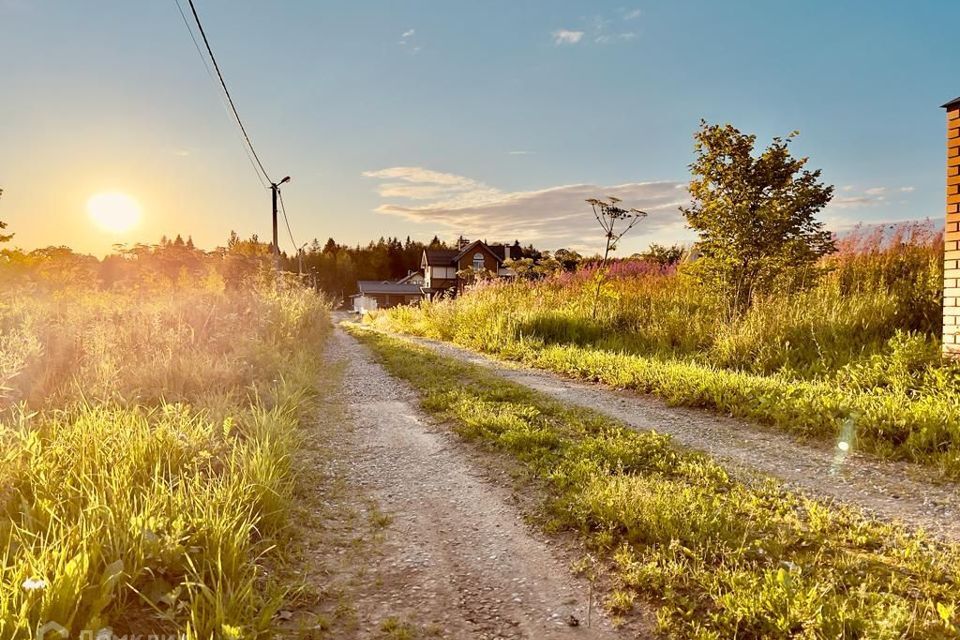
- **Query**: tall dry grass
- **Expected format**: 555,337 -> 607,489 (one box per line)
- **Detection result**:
0,278 -> 329,638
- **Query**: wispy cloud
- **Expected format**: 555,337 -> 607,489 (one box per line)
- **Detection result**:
830,186 -> 889,209
830,184 -> 915,209
555,11 -> 638,47
363,169 -> 915,251
363,166 -> 690,251
832,196 -> 884,209
398,28 -> 420,53
596,32 -> 636,44
507,150 -> 535,156
552,29 -> 584,45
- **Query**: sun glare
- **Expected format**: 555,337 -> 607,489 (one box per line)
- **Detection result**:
87,192 -> 142,234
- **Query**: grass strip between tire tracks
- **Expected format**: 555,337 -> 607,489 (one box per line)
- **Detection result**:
348,324 -> 960,640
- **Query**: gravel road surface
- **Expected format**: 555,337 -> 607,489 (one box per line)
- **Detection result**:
376,329 -> 960,542
322,324 -> 635,639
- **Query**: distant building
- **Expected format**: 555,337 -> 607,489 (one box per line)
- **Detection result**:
421,239 -> 518,298
350,280 -> 425,313
352,240 -> 520,313
396,270 -> 425,285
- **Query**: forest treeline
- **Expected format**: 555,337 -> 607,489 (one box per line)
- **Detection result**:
0,230 -> 554,301
287,235 -> 543,298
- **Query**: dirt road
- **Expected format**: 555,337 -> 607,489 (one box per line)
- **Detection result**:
303,325 -> 632,639
380,331 -> 960,542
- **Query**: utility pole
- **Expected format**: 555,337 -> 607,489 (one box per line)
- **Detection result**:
297,242 -> 308,277
270,176 -> 291,271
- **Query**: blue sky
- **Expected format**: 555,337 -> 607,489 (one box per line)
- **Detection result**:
1,0 -> 957,255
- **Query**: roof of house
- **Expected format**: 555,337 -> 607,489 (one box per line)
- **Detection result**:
943,96 -> 960,110
422,241 -> 521,267
487,244 -> 519,261
396,270 -> 424,284
354,280 -> 424,296
423,249 -> 459,266
453,239 -> 503,265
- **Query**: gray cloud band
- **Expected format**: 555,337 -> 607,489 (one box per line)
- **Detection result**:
363,166 -> 690,250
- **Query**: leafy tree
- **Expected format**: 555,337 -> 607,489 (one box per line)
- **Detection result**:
0,188 -> 11,243
505,252 -> 563,280
637,243 -> 684,267
553,248 -> 582,271
681,121 -> 835,310
455,264 -> 495,287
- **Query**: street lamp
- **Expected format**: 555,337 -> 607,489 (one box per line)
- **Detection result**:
270,176 -> 291,270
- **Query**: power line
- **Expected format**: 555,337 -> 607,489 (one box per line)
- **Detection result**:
183,0 -> 273,185
172,0 -> 302,261
171,0 -> 267,188
277,188 -> 299,251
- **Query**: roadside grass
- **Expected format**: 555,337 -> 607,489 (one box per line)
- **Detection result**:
379,617 -> 418,639
366,224 -> 960,477
349,326 -> 960,639
373,305 -> 960,478
0,282 -> 329,638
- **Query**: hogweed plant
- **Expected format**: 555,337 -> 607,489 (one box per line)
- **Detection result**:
586,197 -> 646,318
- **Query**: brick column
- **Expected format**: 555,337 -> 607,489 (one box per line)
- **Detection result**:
945,97 -> 960,357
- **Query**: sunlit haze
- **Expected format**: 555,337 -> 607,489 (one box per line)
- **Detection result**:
1,1 -> 957,256
2,3 -> 958,635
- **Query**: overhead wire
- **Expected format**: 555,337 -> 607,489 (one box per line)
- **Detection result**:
171,0 -> 268,188
183,0 -> 273,185
172,0 -> 304,257
277,188 -> 299,252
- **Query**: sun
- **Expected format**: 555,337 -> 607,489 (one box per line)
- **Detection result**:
87,192 -> 142,234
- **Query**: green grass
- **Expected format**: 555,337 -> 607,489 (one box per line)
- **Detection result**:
372,304 -> 960,477
379,617 -> 419,639
366,231 -> 960,478
0,282 -> 330,639
350,326 -> 960,639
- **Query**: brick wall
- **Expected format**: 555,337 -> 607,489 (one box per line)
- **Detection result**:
945,99 -> 960,356
457,250 -> 500,273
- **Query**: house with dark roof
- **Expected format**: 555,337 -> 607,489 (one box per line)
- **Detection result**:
351,240 -> 520,313
396,270 -> 425,285
421,239 -> 519,297
350,280 -> 425,313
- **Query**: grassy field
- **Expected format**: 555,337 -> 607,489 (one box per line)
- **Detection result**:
351,327 -> 960,639
0,281 -> 329,638
368,225 -> 960,478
